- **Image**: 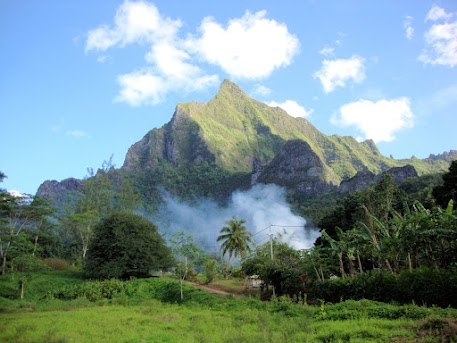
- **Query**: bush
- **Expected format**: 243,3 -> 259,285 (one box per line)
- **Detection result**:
50,279 -> 127,301
416,317 -> 457,341
204,258 -> 218,284
84,212 -> 173,279
310,268 -> 457,308
43,258 -> 72,270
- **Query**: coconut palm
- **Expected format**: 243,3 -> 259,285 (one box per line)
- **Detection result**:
217,217 -> 253,267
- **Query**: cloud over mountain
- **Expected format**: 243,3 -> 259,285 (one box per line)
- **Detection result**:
314,55 -> 366,93
332,98 -> 414,143
85,1 -> 300,106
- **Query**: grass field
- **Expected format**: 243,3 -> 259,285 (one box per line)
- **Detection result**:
1,270 -> 456,342
1,302 -> 418,342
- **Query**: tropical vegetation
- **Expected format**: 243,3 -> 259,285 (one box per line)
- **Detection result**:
1,158 -> 456,341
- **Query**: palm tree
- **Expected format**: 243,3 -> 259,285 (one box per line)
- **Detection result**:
217,217 -> 253,267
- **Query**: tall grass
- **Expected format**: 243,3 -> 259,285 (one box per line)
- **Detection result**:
0,302 -> 420,342
1,271 -> 456,342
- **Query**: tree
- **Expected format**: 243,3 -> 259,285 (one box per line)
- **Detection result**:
217,217 -> 253,268
84,212 -> 173,279
65,210 -> 98,260
433,160 -> 457,208
321,229 -> 346,278
169,231 -> 201,301
242,241 -> 306,300
0,192 -> 53,275
9,233 -> 47,299
64,158 -> 140,261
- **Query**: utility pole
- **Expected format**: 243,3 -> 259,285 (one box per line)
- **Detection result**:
268,225 -> 275,297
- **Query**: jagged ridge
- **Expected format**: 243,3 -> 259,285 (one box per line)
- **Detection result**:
122,80 -> 451,186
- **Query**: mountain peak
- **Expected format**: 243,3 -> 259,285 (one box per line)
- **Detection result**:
216,79 -> 249,100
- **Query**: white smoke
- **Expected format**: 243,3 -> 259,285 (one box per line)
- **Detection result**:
151,183 -> 320,251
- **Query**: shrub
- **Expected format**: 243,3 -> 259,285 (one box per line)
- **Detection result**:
43,258 -> 71,270
204,258 -> 218,284
84,212 -> 173,279
416,317 -> 457,341
310,267 -> 457,308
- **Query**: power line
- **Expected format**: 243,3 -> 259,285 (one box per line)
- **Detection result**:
251,224 -> 305,237
252,225 -> 271,237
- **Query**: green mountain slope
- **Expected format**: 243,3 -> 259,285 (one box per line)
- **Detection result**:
123,79 -> 452,188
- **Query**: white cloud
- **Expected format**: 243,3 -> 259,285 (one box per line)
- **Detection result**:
85,0 -> 181,52
96,55 -> 109,63
319,39 -> 342,56
115,70 -> 168,106
187,10 -> 300,79
252,84 -> 272,96
319,46 -> 335,56
85,1 -> 219,106
66,130 -> 89,138
268,100 -> 312,118
314,55 -> 366,93
429,84 -> 457,108
419,6 -> 457,67
425,5 -> 453,22
145,41 -> 219,90
118,42 -> 219,106
404,16 -> 414,40
332,98 -> 414,143
85,3 -> 299,106
115,69 -> 219,106
8,190 -> 27,198
419,84 -> 457,114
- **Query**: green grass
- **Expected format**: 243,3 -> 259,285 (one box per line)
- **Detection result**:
0,301 -> 419,342
1,271 -> 456,342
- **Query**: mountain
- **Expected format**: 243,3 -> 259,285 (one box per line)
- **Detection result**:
38,80 -> 455,207
121,80 -> 452,187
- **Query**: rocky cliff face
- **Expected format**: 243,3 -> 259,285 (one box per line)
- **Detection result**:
37,178 -> 81,199
255,140 -> 337,195
122,106 -> 215,174
338,171 -> 377,193
254,141 -> 418,196
339,165 -> 418,194
427,150 -> 457,162
36,177 -> 82,209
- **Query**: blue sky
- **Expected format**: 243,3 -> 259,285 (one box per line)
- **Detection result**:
1,0 -> 456,195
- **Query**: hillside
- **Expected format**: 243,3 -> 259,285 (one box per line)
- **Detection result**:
36,79 -> 456,211
121,80 -> 454,188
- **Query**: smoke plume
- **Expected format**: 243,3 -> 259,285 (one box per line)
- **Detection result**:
151,184 -> 319,251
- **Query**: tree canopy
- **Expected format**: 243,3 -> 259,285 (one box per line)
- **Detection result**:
433,160 -> 457,208
84,212 -> 173,279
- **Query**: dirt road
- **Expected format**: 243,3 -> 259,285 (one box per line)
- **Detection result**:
183,281 -> 241,298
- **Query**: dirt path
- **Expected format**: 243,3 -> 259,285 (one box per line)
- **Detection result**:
183,281 -> 241,298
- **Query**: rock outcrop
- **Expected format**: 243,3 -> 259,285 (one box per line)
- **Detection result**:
339,165 -> 418,194
37,178 -> 81,199
122,106 -> 215,174
36,177 -> 82,209
255,140 -> 337,195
